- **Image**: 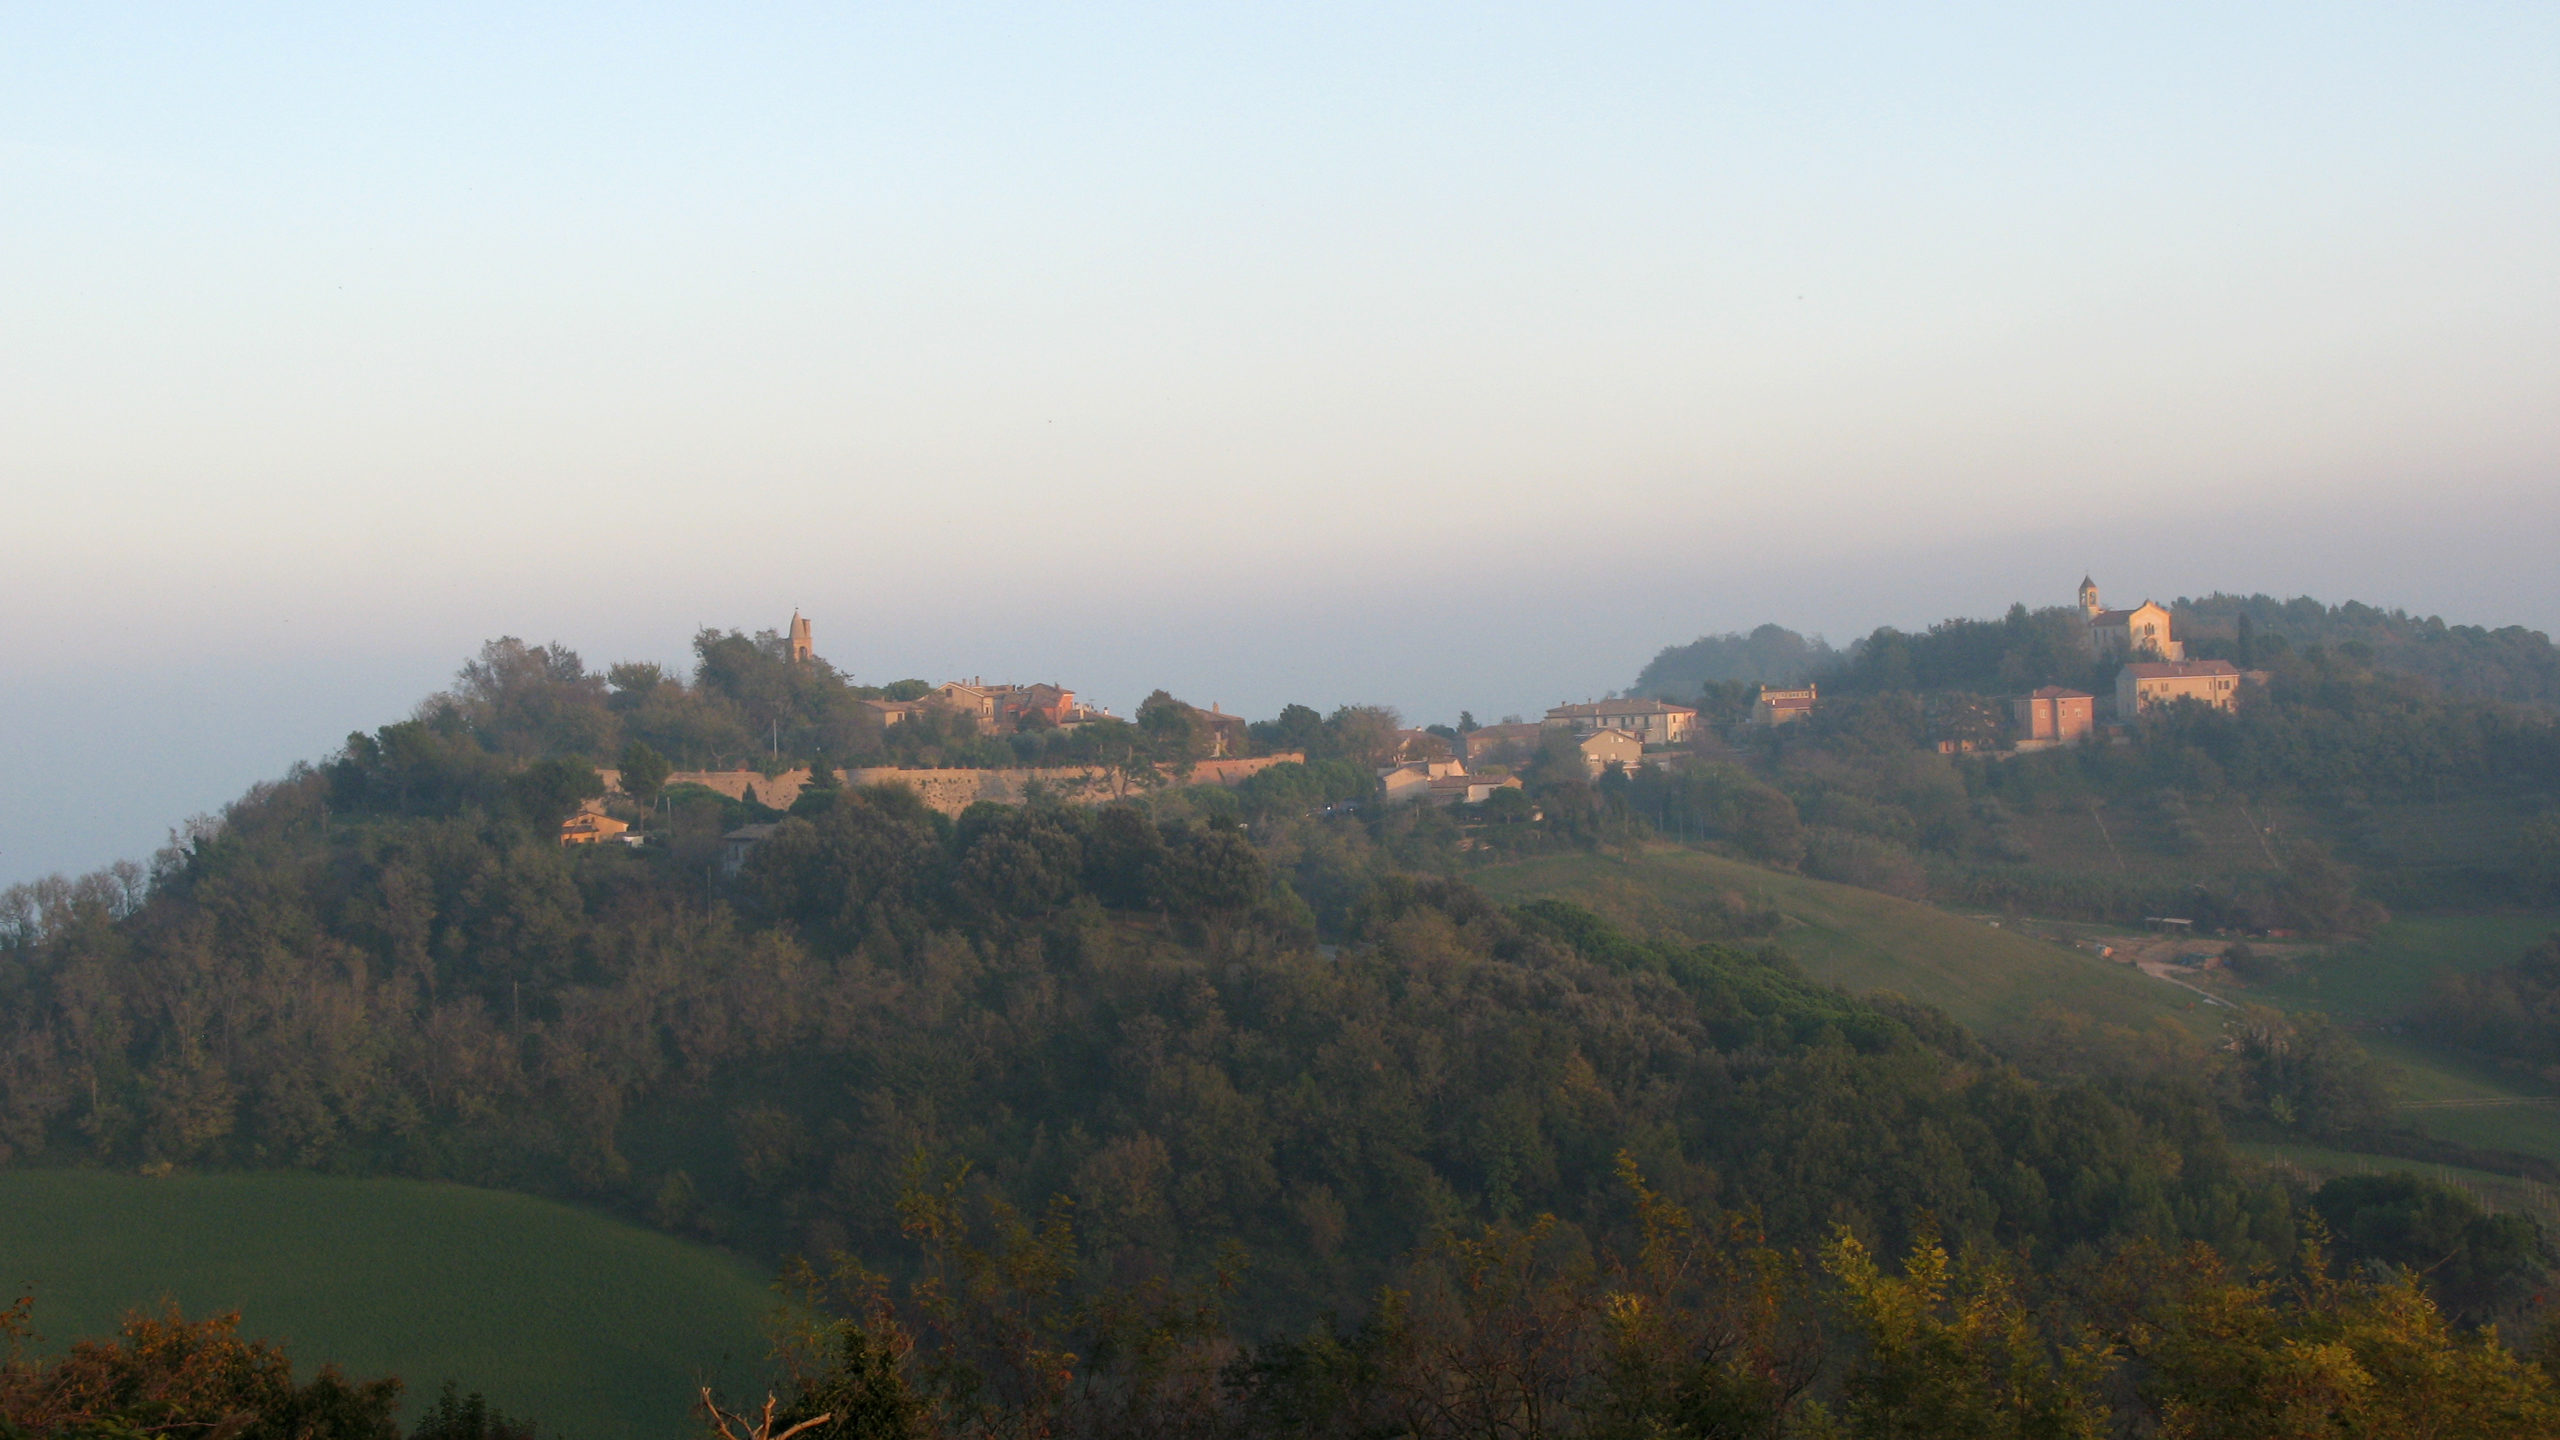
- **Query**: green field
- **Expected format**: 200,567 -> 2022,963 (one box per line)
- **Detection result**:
2249,913 -> 2560,1024
2233,914 -> 2560,1163
1468,843 -> 2215,1038
0,1170 -> 776,1440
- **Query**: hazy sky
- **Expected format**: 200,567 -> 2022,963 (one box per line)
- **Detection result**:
6,4 -> 2558,884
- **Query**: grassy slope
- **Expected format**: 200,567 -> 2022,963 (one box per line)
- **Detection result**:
1467,843 -> 2214,1038
2248,914 -> 2560,1024
2249,914 -> 2560,1163
2020,910 -> 2560,1165
0,1170 -> 773,1440
1467,844 -> 2560,1185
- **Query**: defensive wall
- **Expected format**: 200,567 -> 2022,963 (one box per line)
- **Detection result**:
632,754 -> 1304,817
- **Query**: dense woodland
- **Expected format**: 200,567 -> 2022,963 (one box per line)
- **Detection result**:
0,749 -> 2312,1318
9,596 -> 2560,1436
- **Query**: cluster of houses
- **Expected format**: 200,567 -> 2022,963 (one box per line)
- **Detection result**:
566,582 -> 2264,849
1749,578 -> 2258,752
861,678 -> 1126,736
1372,697 -> 1704,809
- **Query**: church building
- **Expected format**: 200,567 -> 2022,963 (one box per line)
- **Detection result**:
2079,578 -> 2183,661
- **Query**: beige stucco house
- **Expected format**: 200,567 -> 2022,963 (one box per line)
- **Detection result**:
1577,729 -> 1645,776
2117,660 -> 2242,716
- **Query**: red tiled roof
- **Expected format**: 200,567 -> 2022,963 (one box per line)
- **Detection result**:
1547,698 -> 1698,718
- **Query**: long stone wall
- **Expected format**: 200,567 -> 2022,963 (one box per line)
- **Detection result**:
642,753 -> 1304,817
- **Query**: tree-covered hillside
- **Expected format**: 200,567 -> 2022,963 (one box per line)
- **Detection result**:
2178,592 -> 2560,706
11,633 -> 2560,1437
0,639 -> 2340,1339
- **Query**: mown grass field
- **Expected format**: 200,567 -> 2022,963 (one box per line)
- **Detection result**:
0,1170 -> 775,1440
1467,843 -> 2215,1039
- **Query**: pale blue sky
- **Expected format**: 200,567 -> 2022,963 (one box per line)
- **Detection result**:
5,4 -> 2558,882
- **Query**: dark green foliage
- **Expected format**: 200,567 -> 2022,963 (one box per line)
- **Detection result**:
1245,704 -> 1326,757
770,1324 -> 925,1440
506,757 -> 605,827
2180,592 -> 2560,706
1826,605 -> 2102,698
618,741 -> 673,807
2419,932 -> 2560,1072
1228,760 -> 1376,820
2523,810 -> 2560,901
1622,764 -> 1804,866
2312,1171 -> 2551,1324
1634,623 -> 1839,694
410,1381 -> 540,1440
2217,1008 -> 2392,1137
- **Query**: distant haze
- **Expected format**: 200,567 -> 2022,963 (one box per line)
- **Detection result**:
5,6 -> 2557,883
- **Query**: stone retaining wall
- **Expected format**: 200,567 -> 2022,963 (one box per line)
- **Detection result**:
639,754 -> 1304,817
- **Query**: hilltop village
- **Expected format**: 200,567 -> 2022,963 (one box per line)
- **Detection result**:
562,579 -> 2273,865
16,574 -> 2560,1440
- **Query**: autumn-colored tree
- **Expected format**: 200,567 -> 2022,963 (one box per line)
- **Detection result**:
2120,1238 -> 2560,1440
1592,1155 -> 1820,1440
0,1303 -> 401,1439
1821,1228 -> 2109,1440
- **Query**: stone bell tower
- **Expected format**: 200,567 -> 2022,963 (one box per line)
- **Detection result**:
2078,576 -> 2101,618
787,611 -> 814,663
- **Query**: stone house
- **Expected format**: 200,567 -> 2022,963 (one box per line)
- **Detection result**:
1430,773 -> 1524,805
720,822 -> 780,876
1753,685 -> 1817,726
930,681 -> 1000,724
1379,756 -> 1522,807
1543,698 -> 1698,747
1378,757 -> 1467,805
1187,704 -> 1250,757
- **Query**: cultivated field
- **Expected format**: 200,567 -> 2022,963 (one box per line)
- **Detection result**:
0,1170 -> 775,1440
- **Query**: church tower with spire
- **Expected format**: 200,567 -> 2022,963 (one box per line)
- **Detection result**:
2078,576 -> 2101,618
787,611 -> 814,664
